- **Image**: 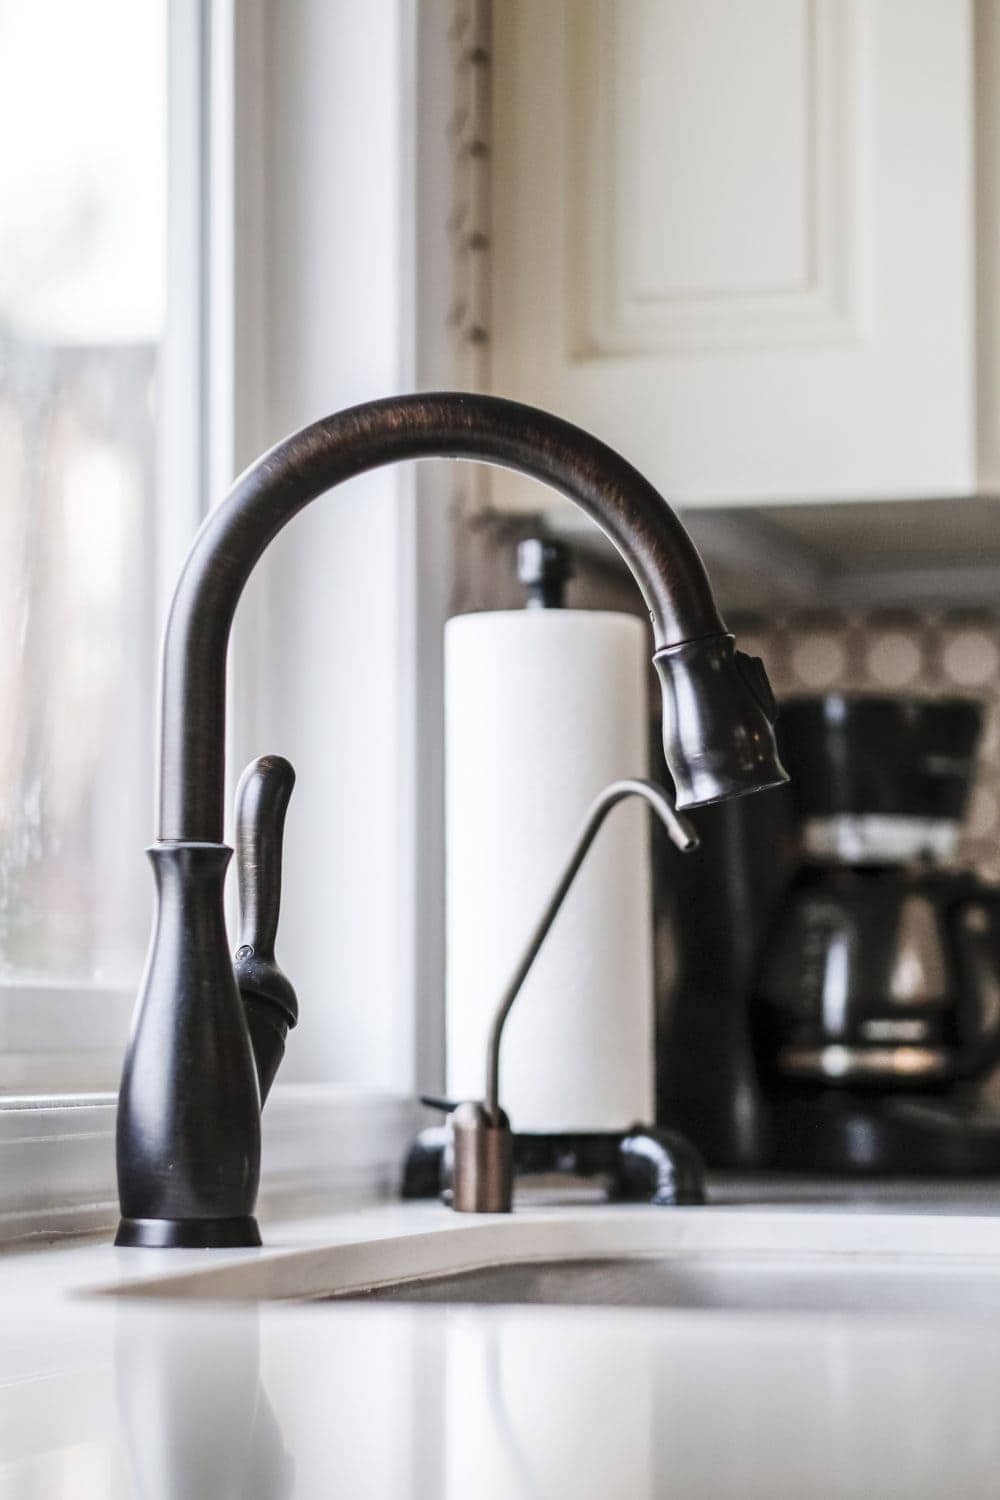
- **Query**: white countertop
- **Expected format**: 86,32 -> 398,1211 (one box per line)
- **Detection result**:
5,1179 -> 1000,1498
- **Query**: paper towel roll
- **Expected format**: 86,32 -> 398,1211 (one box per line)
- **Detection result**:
445,608 -> 654,1132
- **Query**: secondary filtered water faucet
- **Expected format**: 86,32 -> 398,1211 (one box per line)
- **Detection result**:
115,392 -> 787,1248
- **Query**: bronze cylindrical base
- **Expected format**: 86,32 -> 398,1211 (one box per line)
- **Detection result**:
451,1102 -> 514,1213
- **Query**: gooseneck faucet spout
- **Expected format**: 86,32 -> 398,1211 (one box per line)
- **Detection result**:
115,393 -> 787,1248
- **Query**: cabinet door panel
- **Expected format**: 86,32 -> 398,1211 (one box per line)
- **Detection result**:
492,0 -> 973,508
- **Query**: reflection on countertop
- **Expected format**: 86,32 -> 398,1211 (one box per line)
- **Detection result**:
3,1183 -> 1000,1498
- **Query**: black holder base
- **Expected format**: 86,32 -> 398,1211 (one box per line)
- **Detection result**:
115,1215 -> 262,1249
402,1123 -> 705,1208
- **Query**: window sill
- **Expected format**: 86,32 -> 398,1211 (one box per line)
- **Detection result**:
0,1084 -> 422,1245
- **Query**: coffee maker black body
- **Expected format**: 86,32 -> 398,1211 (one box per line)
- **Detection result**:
658,695 -> 1000,1174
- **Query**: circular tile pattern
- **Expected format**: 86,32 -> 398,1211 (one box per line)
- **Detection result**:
942,630 -> 999,688
790,633 -> 846,690
866,630 -> 923,688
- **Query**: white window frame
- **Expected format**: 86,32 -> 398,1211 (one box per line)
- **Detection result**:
0,0 -> 208,1100
0,0 -> 452,1238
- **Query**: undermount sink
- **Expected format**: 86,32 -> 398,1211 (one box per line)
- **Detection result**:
101,1193 -> 1000,1313
332,1250 -> 1000,1315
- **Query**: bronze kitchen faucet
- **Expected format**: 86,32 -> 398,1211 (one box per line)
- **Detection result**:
115,393 -> 787,1248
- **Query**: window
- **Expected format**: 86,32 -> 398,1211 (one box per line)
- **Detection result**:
0,0 -> 443,1112
0,0 -> 178,1091
0,0 -> 440,1236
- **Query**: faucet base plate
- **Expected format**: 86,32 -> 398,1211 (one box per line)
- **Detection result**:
115,1215 -> 262,1249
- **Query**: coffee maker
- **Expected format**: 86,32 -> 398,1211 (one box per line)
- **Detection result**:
658,694 -> 1000,1174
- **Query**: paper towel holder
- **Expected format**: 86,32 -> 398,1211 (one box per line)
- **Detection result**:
408,777 -> 703,1213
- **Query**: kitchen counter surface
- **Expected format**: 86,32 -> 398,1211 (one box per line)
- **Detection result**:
4,1178 -> 1000,1498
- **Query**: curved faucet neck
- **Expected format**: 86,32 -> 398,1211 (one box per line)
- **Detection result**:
157,392 -> 726,842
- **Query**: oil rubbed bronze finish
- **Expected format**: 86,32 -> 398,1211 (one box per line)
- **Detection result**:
115,392 -> 787,1248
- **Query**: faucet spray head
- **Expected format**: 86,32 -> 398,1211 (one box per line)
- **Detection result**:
655,633 -> 789,810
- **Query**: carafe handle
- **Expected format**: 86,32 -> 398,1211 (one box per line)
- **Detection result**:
950,892 -> 1000,1079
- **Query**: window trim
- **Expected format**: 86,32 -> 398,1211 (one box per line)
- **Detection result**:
0,0 -> 210,1096
0,1084 -> 420,1244
0,0 -> 450,1233
0,985 -> 134,1095
216,0 -> 452,1100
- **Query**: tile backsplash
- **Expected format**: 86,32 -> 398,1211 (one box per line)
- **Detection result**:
732,609 -> 1000,883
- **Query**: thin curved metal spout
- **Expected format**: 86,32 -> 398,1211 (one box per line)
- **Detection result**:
116,392 -> 787,1249
446,780 -> 698,1215
485,779 -> 697,1123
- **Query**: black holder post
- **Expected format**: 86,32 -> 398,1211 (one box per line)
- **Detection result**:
517,536 -> 573,609
115,393 -> 786,1248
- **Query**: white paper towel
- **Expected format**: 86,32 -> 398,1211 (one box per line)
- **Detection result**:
445,608 -> 654,1132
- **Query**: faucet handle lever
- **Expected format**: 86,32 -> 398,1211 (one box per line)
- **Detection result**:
234,755 -> 298,1104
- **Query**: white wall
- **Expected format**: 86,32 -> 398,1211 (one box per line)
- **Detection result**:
223,0 -> 420,1092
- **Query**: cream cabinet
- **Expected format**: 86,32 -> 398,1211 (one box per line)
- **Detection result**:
489,0 -> 978,510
